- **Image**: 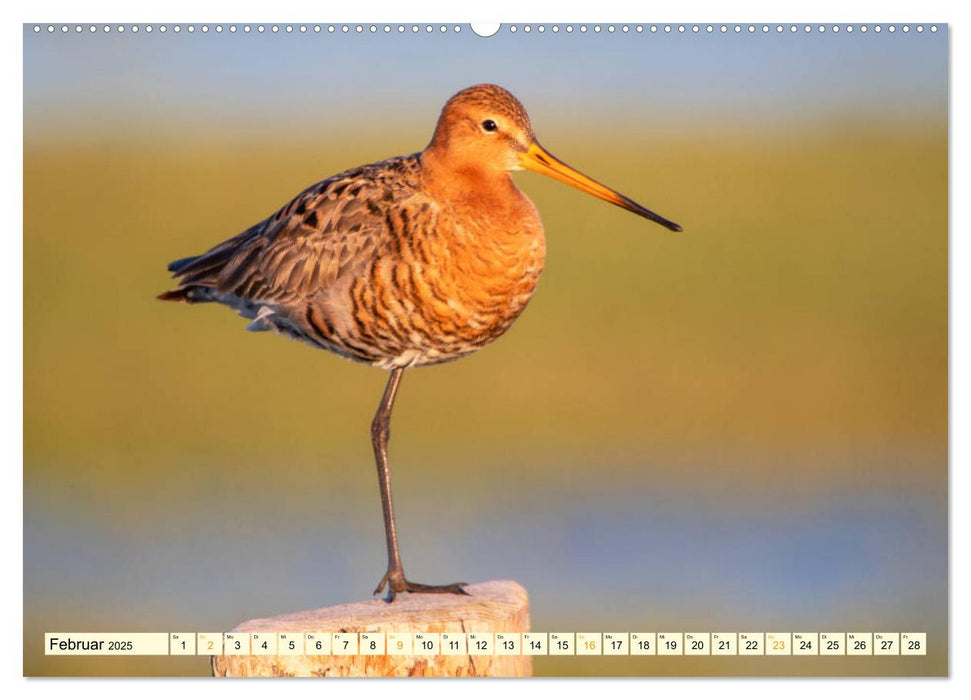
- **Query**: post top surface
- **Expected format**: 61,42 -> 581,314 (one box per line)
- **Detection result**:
231,580 -> 530,633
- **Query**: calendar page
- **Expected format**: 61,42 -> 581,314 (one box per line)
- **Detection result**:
23,14 -> 948,680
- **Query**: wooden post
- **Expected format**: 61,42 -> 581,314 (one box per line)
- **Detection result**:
212,580 -> 531,677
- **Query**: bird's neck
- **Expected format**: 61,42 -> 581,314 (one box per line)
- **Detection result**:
420,149 -> 526,219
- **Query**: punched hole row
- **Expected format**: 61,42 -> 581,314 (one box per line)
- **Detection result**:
31,24 -> 940,35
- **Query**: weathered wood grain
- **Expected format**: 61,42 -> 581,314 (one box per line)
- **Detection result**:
212,580 -> 531,677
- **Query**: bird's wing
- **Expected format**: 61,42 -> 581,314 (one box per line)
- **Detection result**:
168,154 -> 430,305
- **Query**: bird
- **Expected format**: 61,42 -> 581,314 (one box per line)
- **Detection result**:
158,84 -> 681,602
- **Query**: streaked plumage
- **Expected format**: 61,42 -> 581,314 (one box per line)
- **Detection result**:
160,84 -> 680,601
161,151 -> 544,370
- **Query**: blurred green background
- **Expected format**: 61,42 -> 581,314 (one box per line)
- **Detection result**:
24,24 -> 946,676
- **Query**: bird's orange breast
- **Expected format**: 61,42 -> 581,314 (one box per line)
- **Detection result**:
338,188 -> 546,369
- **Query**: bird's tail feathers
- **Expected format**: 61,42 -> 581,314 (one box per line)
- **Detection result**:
156,286 -> 215,303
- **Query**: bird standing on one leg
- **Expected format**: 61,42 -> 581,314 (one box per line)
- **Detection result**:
159,84 -> 681,601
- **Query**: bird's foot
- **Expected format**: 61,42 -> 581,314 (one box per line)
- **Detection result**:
373,570 -> 469,602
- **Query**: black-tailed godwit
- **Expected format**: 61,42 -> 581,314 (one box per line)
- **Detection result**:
159,84 -> 680,601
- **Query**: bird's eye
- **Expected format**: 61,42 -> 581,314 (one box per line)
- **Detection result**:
481,119 -> 498,132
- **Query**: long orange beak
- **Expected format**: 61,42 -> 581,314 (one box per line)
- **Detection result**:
519,142 -> 682,232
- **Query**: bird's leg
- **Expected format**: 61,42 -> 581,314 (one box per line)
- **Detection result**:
371,368 -> 469,602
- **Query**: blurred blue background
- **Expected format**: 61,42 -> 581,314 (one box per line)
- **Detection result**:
26,25 -> 944,135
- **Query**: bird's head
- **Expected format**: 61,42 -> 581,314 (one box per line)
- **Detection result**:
425,83 -> 681,231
